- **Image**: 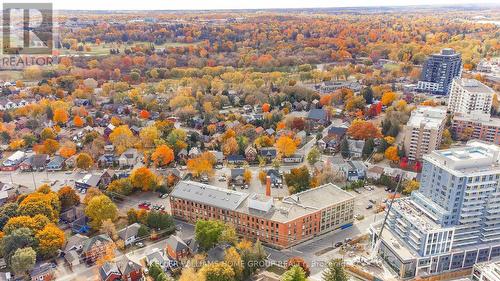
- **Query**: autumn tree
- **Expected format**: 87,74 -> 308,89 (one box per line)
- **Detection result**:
130,167 -> 160,191
285,166 -> 311,194
347,119 -> 382,140
199,262 -> 235,281
76,153 -> 94,170
35,224 -> 65,258
107,178 -> 133,196
222,137 -> 239,156
139,125 -> 160,149
243,169 -> 252,184
35,139 -> 60,155
385,146 -> 400,162
287,257 -> 310,277
187,152 -> 215,177
275,135 -> 297,157
58,141 -> 77,158
85,195 -> 118,229
151,145 -> 174,167
53,108 -> 69,125
224,247 -> 243,280
57,186 -> 80,210
109,125 -> 135,154
100,219 -> 118,240
403,180 -> 420,195
381,92 -> 397,106
73,116 -> 84,127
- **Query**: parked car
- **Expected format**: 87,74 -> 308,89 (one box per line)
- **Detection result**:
215,164 -> 223,169
160,193 -> 169,199
138,202 -> 151,210
334,242 -> 343,248
366,204 -> 373,209
218,175 -> 226,182
135,242 -> 145,248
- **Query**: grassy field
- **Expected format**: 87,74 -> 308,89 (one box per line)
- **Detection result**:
0,70 -> 23,82
57,41 -> 199,57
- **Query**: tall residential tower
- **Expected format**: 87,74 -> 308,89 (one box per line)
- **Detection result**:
417,48 -> 462,95
372,141 -> 500,278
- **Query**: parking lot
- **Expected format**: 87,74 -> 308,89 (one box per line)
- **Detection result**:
348,185 -> 392,221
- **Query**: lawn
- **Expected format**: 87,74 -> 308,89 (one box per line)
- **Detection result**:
57,41 -> 199,57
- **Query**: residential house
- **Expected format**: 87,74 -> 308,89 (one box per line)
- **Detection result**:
116,256 -> 142,281
244,146 -> 257,162
99,262 -> 121,281
100,169 -> 115,186
259,147 -> 277,162
19,154 -> 49,171
282,154 -> 304,164
227,155 -> 245,165
165,235 -> 190,261
145,249 -> 168,267
2,150 -> 26,171
82,234 -> 113,265
347,139 -> 365,158
307,108 -> 329,125
64,233 -> 89,253
188,147 -> 200,158
0,272 -> 11,281
267,169 -> 283,187
118,148 -> 141,168
366,165 -> 385,180
118,223 -> 141,247
75,173 -> 103,190
230,168 -> 245,186
30,263 -> 55,281
47,156 -> 65,171
98,154 -> 117,168
209,150 -> 224,164
340,161 -> 367,181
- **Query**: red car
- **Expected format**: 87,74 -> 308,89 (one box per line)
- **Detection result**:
138,202 -> 151,210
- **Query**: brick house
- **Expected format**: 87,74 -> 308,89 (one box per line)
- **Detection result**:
82,234 -> 113,265
165,235 -> 190,261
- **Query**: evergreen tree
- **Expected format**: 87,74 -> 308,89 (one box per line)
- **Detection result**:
340,138 -> 350,158
362,138 -> 375,159
322,259 -> 349,281
362,86 -> 374,104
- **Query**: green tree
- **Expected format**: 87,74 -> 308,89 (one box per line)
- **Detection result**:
307,147 -> 320,165
149,262 -> 163,280
1,228 -> 36,263
85,195 -> 118,229
362,86 -> 374,104
281,265 -> 307,281
195,220 -> 225,250
340,138 -> 350,158
322,259 -> 349,281
362,138 -> 375,159
10,247 -> 36,276
146,211 -> 175,231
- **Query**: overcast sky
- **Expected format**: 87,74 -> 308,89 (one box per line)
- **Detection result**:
8,0 -> 500,10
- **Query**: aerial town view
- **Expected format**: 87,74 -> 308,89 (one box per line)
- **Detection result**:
0,0 -> 499,280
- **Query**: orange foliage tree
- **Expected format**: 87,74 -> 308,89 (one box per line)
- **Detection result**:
347,119 -> 382,140
151,145 -> 174,167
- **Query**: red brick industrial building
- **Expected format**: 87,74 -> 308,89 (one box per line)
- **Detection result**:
169,180 -> 355,248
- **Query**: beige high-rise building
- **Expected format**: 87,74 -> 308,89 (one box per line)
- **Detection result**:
447,78 -> 495,115
403,106 -> 447,161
